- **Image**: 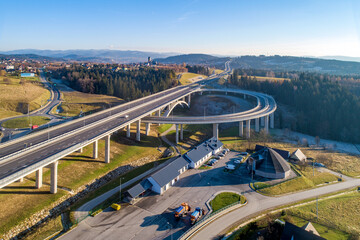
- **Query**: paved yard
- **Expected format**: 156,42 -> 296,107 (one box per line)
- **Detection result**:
60,151 -> 258,240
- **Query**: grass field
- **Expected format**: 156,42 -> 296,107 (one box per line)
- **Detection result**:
239,75 -> 290,82
286,191 -> 360,238
2,116 -> 50,128
209,192 -> 244,212
0,75 -> 50,119
178,72 -> 207,85
54,91 -> 124,117
158,124 -> 172,134
0,124 -> 166,238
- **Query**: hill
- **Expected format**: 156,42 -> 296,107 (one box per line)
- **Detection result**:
0,49 -> 178,63
155,53 -> 229,67
231,55 -> 360,75
0,53 -> 60,62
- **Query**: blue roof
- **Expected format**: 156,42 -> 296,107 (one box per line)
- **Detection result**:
149,156 -> 189,187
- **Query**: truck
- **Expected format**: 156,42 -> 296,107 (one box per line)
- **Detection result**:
190,207 -> 204,225
174,202 -> 191,219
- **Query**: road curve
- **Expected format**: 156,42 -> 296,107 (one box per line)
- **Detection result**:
142,88 -> 276,124
190,177 -> 360,240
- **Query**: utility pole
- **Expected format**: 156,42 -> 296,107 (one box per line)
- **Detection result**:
119,177 -> 122,201
316,197 -> 319,219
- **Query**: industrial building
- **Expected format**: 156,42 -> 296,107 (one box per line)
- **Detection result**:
185,137 -> 223,168
147,156 -> 189,195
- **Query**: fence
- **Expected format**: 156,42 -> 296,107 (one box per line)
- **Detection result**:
178,199 -> 247,240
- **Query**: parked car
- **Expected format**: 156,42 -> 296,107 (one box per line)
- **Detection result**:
225,164 -> 235,170
219,153 -> 225,157
234,160 -> 241,164
208,159 -> 217,166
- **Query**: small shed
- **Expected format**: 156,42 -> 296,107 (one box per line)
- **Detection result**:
290,149 -> 307,162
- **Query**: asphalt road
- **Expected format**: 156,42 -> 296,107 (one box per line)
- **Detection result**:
0,84 -> 200,181
0,70 -> 62,142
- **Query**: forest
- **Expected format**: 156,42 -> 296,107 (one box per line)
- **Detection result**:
51,65 -> 178,100
229,69 -> 360,143
186,65 -> 211,76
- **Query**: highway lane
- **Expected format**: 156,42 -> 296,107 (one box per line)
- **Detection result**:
0,84 -> 200,180
0,84 -> 198,159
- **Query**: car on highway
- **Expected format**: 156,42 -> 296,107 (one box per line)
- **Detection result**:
124,115 -> 129,118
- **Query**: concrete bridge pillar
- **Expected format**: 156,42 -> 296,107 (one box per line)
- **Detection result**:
17,178 -> 24,182
265,115 -> 269,134
180,124 -> 184,140
239,121 -> 243,137
36,167 -> 43,189
213,123 -> 219,139
261,117 -> 265,127
255,118 -> 260,132
126,124 -> 131,138
270,113 -> 274,128
187,94 -> 191,107
93,140 -> 98,159
76,147 -> 83,153
136,120 -> 141,141
157,109 -> 161,116
105,135 -> 111,164
245,120 -> 251,139
176,124 -> 179,144
50,161 -> 58,194
145,123 -> 151,136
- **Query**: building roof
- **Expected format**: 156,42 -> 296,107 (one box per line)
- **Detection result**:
281,222 -> 325,240
291,149 -> 307,161
185,141 -> 213,164
255,144 -> 290,159
205,137 -> 224,151
149,156 -> 189,187
252,147 -> 291,174
301,222 -> 320,236
127,179 -> 152,199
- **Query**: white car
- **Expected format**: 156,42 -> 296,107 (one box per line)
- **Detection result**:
225,164 -> 235,170
124,115 -> 129,118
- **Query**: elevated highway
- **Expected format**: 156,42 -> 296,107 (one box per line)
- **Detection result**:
0,67 -> 276,194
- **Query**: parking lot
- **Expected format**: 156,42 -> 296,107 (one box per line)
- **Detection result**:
61,151 -> 259,240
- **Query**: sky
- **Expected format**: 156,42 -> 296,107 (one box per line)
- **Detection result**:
0,0 -> 360,57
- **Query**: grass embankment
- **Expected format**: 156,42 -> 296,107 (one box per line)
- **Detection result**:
2,116 -> 50,128
0,75 -> 50,119
178,72 -> 207,85
254,164 -> 339,196
210,192 -> 246,212
0,124 -> 166,238
53,91 -> 124,117
158,124 -> 172,134
228,191 -> 359,240
167,124 -> 211,150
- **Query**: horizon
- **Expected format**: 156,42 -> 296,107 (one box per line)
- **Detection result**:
0,0 -> 360,57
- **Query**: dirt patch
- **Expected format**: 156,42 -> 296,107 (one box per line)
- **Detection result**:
182,95 -> 254,116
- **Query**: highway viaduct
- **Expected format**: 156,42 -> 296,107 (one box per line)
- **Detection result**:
0,73 -> 276,194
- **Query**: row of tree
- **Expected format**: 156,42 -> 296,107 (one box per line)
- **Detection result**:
229,69 -> 360,143
51,65 -> 178,100
186,65 -> 211,76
